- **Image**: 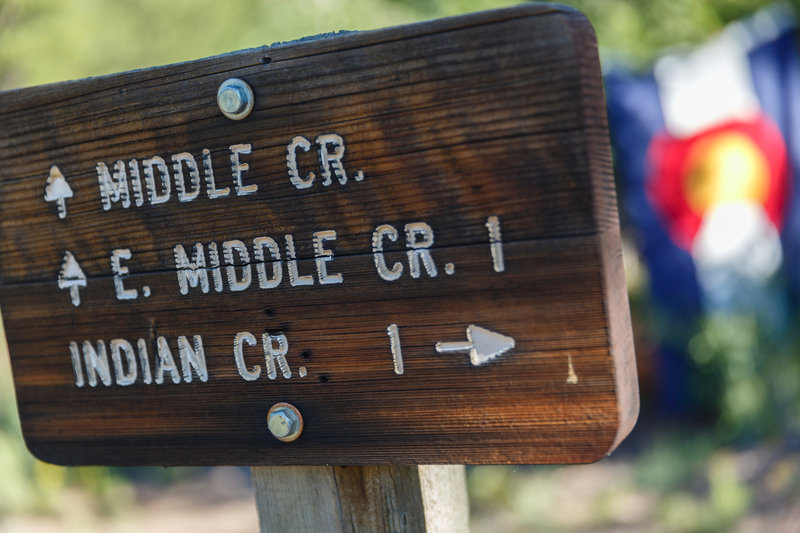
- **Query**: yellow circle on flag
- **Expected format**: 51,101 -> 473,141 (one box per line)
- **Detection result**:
683,131 -> 770,215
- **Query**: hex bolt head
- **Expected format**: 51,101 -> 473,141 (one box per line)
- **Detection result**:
219,87 -> 245,113
268,411 -> 293,437
267,402 -> 303,442
217,78 -> 254,120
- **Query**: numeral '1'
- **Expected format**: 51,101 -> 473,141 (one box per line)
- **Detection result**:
485,216 -> 504,273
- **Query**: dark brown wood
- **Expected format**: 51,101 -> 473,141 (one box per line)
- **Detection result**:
0,4 -> 638,466
251,465 -> 468,532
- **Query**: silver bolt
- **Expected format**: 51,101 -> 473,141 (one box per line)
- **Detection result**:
267,402 -> 303,442
268,410 -> 294,437
219,87 -> 245,113
217,78 -> 254,120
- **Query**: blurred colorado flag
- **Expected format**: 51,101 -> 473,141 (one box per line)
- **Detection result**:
606,4 -> 797,318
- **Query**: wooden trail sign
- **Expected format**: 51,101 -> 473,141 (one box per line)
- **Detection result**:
0,4 -> 638,466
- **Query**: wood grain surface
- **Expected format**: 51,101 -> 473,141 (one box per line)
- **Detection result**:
252,465 -> 468,532
0,4 -> 638,465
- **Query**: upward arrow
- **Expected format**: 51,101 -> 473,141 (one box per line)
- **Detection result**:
43,165 -> 73,219
57,251 -> 87,307
435,325 -> 515,366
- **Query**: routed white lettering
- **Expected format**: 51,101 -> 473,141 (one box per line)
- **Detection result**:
262,333 -> 291,379
223,239 -> 252,291
129,159 -> 145,207
155,336 -> 180,384
405,222 -> 437,278
253,236 -> 282,289
178,335 -> 207,383
208,242 -> 224,292
287,136 -> 315,189
172,152 -> 201,202
70,341 -> 85,387
203,148 -> 230,199
137,338 -> 153,384
230,144 -> 256,196
96,143 -> 258,207
174,243 -> 210,294
97,160 -> 130,210
234,331 -> 261,381
111,248 -> 138,300
68,336 -> 207,387
317,133 -> 348,186
372,224 -> 403,281
485,215 -> 505,273
285,235 -> 314,286
110,339 -> 137,386
171,229 -> 361,294
313,230 -> 342,285
82,340 -> 112,387
143,156 -> 171,204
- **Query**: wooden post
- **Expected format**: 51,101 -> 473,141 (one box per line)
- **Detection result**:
252,465 -> 469,533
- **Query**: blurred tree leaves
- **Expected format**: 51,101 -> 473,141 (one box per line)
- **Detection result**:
560,0 -> 776,68
0,0 -> 780,90
0,0 -> 419,89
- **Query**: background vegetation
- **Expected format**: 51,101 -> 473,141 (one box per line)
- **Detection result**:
1,1 -> 798,531
0,0 -> 777,91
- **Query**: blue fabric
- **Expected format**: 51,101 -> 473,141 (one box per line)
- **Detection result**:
749,28 -> 800,299
604,72 -> 702,318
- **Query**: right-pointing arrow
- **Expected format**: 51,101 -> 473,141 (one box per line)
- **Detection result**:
435,325 -> 515,366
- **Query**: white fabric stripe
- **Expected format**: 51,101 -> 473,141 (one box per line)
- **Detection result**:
653,3 -> 792,138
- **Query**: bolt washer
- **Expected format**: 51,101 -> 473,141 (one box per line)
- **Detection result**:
267,402 -> 304,442
217,78 -> 254,120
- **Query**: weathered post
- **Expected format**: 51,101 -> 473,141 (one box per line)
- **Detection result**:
0,4 -> 637,531
252,466 -> 468,532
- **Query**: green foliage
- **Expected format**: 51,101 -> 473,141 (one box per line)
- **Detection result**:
686,311 -> 800,443
0,0 -> 521,89
0,0 -> 782,90
0,317 -> 136,517
0,324 -> 41,514
649,448 -> 752,533
559,0 -> 776,68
